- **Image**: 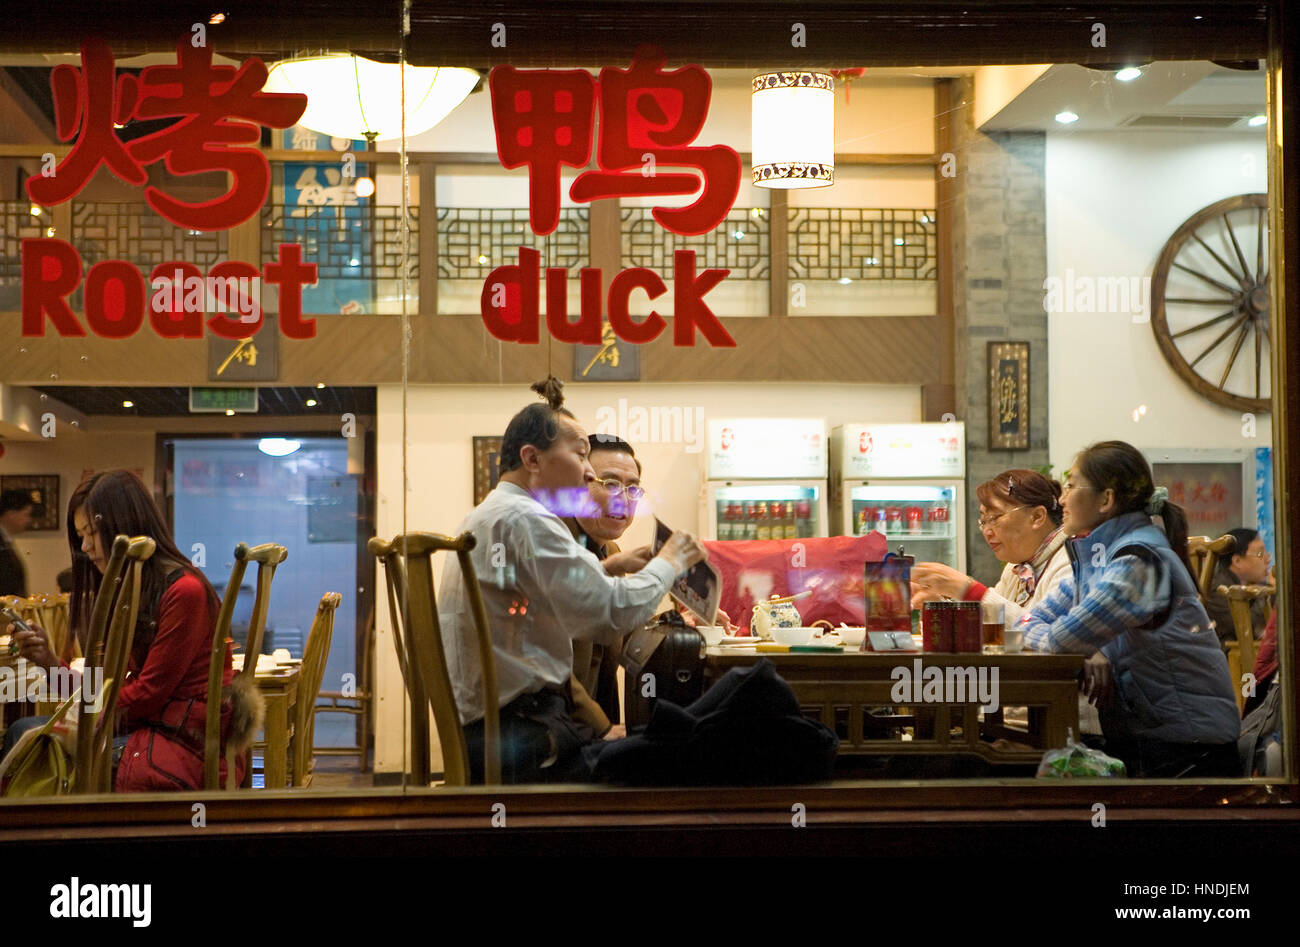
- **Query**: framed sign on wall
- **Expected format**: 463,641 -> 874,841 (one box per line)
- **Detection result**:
988,341 -> 1030,451
0,475 -> 59,531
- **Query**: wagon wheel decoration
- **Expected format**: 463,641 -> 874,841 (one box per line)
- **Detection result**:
1150,193 -> 1270,414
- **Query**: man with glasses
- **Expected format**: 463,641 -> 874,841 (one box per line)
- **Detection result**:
563,434 -> 652,735
1205,527 -> 1272,645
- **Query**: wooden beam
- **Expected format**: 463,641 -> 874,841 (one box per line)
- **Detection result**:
928,78 -> 958,421
418,162 -> 437,317
768,191 -> 788,318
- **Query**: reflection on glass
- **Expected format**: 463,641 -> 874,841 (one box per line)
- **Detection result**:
0,33 -> 1285,812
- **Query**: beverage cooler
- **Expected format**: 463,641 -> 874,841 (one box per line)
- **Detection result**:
830,422 -> 967,572
701,418 -> 829,540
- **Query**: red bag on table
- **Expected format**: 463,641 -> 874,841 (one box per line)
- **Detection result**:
701,534 -> 888,632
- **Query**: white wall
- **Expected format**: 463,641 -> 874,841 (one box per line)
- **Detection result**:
1045,130 -> 1271,474
0,429 -> 155,594
371,381 -> 921,773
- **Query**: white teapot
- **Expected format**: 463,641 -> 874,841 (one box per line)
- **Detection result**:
749,591 -> 811,640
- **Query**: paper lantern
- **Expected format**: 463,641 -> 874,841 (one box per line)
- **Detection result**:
751,71 -> 835,188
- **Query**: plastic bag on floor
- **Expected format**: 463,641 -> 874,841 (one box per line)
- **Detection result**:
1036,729 -> 1126,778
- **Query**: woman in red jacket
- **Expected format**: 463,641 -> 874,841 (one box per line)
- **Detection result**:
6,470 -> 250,792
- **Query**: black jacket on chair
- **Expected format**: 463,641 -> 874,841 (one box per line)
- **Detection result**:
0,533 -> 26,598
592,658 -> 839,785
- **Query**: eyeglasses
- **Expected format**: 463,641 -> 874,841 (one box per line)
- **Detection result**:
1245,549 -> 1270,559
594,478 -> 644,500
978,506 -> 1028,529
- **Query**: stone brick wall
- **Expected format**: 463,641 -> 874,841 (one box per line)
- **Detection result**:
951,78 -> 1052,583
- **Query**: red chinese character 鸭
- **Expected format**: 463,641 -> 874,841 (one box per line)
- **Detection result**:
27,38 -> 306,231
570,47 -> 741,236
489,66 -> 596,236
490,47 -> 740,237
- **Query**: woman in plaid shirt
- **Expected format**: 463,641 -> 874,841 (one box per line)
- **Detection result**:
1018,441 -> 1240,777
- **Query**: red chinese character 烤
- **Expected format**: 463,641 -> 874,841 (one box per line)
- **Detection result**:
1209,482 -> 1227,503
490,47 -> 740,237
27,38 -> 306,231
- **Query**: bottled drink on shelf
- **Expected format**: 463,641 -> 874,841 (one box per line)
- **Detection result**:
795,500 -> 813,538
717,503 -> 733,540
755,501 -> 772,540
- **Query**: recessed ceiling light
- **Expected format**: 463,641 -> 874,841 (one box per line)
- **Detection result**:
838,277 -> 852,285
225,409 -> 235,416
1055,110 -> 1080,124
353,176 -> 375,198
29,205 -> 42,217
1115,67 -> 1143,82
209,12 -> 226,25
1248,114 -> 1267,127
316,382 -> 325,389
306,398 -> 318,407
122,400 -> 134,408
893,238 -> 905,246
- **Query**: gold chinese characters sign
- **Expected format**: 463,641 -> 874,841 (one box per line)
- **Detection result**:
988,341 -> 1030,451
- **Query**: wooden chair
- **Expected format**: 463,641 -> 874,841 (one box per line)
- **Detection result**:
203,542 -> 288,791
74,534 -> 156,794
313,603 -> 375,771
1187,534 -> 1235,602
290,592 -> 341,787
369,532 -> 500,786
1218,583 -> 1275,713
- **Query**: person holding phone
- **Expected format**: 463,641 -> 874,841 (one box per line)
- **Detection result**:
3,470 -> 253,791
438,379 -> 707,784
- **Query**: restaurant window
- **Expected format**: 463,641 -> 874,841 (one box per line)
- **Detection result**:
0,3 -> 1290,820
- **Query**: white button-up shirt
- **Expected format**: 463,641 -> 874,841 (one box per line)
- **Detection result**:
438,481 -> 676,724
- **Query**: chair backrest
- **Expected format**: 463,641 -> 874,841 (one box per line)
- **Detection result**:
369,542 -> 430,781
292,592 -> 342,786
1187,534 -> 1235,601
3,594 -> 73,664
74,534 -> 156,794
237,543 -> 289,680
203,541 -> 287,790
1217,583 -> 1272,678
369,532 -> 499,786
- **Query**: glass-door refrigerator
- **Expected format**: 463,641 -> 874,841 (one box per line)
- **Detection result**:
830,422 -> 966,572
701,418 -> 829,540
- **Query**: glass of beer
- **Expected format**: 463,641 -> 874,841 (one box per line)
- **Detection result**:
981,600 -> 1005,653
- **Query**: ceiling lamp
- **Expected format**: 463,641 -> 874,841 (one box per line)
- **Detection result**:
264,54 -> 479,142
751,71 -> 835,189
258,438 -> 302,457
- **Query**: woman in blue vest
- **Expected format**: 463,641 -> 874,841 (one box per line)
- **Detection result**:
1019,440 -> 1240,777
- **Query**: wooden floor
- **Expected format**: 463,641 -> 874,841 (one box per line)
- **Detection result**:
306,756 -> 373,790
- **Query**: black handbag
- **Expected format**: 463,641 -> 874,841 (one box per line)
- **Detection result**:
620,610 -> 705,731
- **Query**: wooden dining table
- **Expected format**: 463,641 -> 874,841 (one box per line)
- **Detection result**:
251,664 -> 300,788
704,644 -> 1085,765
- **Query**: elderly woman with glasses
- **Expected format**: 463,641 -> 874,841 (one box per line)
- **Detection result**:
910,468 -> 1071,625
